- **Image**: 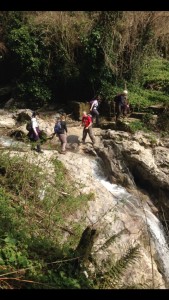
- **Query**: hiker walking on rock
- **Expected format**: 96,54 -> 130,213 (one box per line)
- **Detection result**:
28,111 -> 43,153
80,111 -> 95,145
54,114 -> 68,154
113,90 -> 128,121
90,95 -> 102,126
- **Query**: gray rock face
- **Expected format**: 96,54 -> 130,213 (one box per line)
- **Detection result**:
0,114 -> 16,128
54,150 -> 168,288
100,129 -> 169,224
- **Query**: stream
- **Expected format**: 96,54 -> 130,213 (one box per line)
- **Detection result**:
92,157 -> 169,286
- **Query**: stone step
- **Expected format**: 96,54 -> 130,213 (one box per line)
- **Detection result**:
130,112 -> 146,119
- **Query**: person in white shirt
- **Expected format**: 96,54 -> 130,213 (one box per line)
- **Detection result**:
28,111 -> 43,153
90,95 -> 101,126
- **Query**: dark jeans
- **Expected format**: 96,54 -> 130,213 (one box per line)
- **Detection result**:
28,127 -> 42,151
91,109 -> 99,125
115,103 -> 124,120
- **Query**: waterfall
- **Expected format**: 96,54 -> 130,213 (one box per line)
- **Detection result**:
91,157 -> 169,285
145,209 -> 169,284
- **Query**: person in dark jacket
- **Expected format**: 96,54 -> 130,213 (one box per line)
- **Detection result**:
54,114 -> 68,154
113,90 -> 128,121
28,111 -> 43,153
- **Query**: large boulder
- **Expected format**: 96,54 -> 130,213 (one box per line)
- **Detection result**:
68,101 -> 90,120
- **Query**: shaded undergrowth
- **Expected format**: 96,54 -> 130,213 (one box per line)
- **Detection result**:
0,151 -> 93,288
0,151 -> 143,289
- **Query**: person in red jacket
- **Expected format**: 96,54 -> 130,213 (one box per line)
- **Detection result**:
81,111 -> 95,145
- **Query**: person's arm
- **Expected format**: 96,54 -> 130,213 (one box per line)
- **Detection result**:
86,120 -> 92,128
90,100 -> 95,111
80,116 -> 84,127
64,122 -> 68,133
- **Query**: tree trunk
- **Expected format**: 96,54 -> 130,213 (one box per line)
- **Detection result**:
75,226 -> 98,266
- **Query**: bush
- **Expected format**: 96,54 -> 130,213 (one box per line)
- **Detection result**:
157,109 -> 169,131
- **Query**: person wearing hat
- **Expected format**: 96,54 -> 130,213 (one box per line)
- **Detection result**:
113,90 -> 129,121
122,90 -> 130,116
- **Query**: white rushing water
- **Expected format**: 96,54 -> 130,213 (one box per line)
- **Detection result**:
0,136 -> 28,149
0,136 -> 14,147
91,158 -> 169,284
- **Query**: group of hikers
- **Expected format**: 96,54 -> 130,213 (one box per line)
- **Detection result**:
27,90 -> 131,154
88,89 -> 131,123
27,110 -> 95,155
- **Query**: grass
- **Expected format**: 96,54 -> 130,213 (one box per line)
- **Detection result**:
128,57 -> 169,109
109,56 -> 169,111
0,150 -> 93,289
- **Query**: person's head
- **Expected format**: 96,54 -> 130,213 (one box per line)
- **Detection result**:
32,111 -> 39,118
82,111 -> 87,117
61,113 -> 66,121
56,116 -> 61,123
123,90 -> 128,96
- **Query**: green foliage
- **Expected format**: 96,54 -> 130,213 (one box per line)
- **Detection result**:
143,57 -> 169,93
0,235 -> 30,268
0,149 -> 153,289
0,187 -> 25,238
93,244 -> 141,289
123,81 -> 169,111
1,11 -> 169,109
0,152 -> 94,289
109,245 -> 140,288
8,25 -> 40,70
6,22 -> 52,106
80,28 -> 106,94
0,153 -> 43,200
98,81 -> 115,101
142,112 -> 156,130
157,109 -> 169,132
128,120 -> 148,133
147,134 -> 157,146
125,57 -> 169,110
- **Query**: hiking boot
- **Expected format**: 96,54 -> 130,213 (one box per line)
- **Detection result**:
60,150 -> 66,154
35,149 -> 43,153
36,144 -> 43,153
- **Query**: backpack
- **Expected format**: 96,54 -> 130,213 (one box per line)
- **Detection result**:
54,121 -> 62,134
114,94 -> 121,103
26,120 -> 32,132
87,113 -> 93,118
